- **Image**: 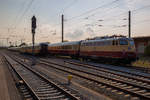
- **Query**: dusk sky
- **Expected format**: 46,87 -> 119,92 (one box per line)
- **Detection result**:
0,0 -> 150,46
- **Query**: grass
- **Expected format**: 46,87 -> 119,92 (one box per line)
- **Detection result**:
132,56 -> 150,69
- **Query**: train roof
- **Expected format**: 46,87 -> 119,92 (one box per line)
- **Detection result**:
48,41 -> 80,46
81,37 -> 133,43
21,43 -> 41,47
8,46 -> 22,50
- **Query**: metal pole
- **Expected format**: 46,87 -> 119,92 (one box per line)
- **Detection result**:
31,16 -> 36,56
6,38 -> 9,47
32,33 -> 35,55
62,14 -> 64,42
128,11 -> 131,38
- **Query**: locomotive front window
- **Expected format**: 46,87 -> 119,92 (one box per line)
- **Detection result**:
119,40 -> 128,45
129,41 -> 134,46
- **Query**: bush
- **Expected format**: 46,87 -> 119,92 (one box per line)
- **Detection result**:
144,45 -> 150,56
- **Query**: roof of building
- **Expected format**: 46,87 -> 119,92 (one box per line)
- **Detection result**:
133,36 -> 150,40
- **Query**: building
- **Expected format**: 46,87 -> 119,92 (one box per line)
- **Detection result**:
133,36 -> 150,54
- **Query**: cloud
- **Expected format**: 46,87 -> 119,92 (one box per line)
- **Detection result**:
86,27 -> 95,36
66,29 -> 84,39
123,0 -> 150,10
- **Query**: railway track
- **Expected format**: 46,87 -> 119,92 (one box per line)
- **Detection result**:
77,60 -> 150,77
64,60 -> 150,84
38,58 -> 150,100
6,53 -> 150,100
4,54 -> 80,100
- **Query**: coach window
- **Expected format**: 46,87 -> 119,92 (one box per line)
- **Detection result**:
86,43 -> 89,46
129,40 -> 134,46
96,42 -> 98,46
93,42 -> 95,46
92,42 -> 94,46
112,40 -> 115,45
70,45 -> 72,49
119,40 -> 128,45
98,42 -> 101,46
71,45 -> 72,49
85,43 -> 87,46
108,41 -> 111,45
116,40 -> 118,45
87,43 -> 89,46
68,45 -> 71,49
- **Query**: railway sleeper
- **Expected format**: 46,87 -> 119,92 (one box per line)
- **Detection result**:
128,88 -> 140,92
37,92 -> 62,97
36,90 -> 58,94
143,92 -> 150,96
35,88 -> 55,91
36,85 -> 52,89
39,95 -> 65,100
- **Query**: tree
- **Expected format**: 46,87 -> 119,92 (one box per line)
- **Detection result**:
144,45 -> 150,56
19,42 -> 27,47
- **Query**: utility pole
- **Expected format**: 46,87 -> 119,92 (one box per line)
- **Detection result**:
9,42 -> 12,47
62,14 -> 64,42
6,38 -> 9,47
8,28 -> 9,34
128,11 -> 131,38
21,39 -> 23,44
24,28 -> 26,34
15,41 -> 17,46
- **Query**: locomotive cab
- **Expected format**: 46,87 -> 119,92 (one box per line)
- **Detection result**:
118,38 -> 136,63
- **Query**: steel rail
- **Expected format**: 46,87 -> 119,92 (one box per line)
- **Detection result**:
4,56 -> 40,100
64,61 -> 150,84
5,55 -> 80,100
39,59 -> 150,100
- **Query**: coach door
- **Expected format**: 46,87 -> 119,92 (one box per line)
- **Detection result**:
40,44 -> 48,55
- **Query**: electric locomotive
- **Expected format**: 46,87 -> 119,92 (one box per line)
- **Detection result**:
80,36 -> 136,63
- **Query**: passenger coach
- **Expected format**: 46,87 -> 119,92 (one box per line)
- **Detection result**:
48,41 -> 80,57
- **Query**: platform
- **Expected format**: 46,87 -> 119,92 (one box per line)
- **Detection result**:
0,55 -> 21,100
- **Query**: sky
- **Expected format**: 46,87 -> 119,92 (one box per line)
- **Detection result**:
0,0 -> 150,46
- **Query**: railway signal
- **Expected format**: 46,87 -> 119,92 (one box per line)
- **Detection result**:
31,15 -> 37,65
31,15 -> 36,54
62,14 -> 64,42
128,11 -> 131,38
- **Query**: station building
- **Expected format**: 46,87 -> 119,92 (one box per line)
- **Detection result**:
133,36 -> 150,55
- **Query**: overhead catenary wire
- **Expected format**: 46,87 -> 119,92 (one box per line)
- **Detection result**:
81,5 -> 150,29
10,0 -> 29,28
83,3 -> 122,20
97,4 -> 150,23
65,4 -> 150,37
14,0 -> 35,29
61,0 -> 78,14
64,0 -> 124,29
132,4 -> 150,13
65,1 -> 150,29
132,19 -> 150,25
66,0 -> 120,21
